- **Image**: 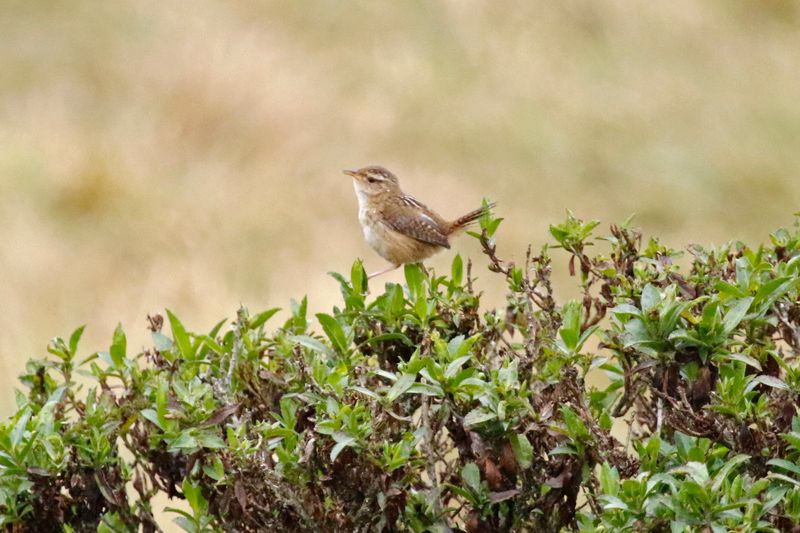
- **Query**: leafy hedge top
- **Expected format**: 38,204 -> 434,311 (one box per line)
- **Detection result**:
2,211 -> 800,532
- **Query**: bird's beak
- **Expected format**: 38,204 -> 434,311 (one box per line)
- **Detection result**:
343,169 -> 359,178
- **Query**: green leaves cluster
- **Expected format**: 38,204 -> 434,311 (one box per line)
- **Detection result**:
2,211 -> 800,532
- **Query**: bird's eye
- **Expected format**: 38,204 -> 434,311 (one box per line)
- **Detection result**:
367,176 -> 378,184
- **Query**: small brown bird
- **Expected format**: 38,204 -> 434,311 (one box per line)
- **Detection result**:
344,166 -> 493,278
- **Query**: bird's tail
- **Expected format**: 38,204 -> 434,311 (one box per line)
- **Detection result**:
450,202 -> 497,233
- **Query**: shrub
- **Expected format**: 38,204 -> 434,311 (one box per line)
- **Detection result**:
2,212 -> 800,532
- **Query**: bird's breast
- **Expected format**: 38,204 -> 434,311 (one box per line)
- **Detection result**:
359,209 -> 385,251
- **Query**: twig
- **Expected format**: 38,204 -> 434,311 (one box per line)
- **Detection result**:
420,396 -> 441,515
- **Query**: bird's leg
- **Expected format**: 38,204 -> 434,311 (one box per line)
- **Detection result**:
368,264 -> 400,279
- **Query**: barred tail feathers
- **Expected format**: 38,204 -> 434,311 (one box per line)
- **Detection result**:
449,202 -> 496,233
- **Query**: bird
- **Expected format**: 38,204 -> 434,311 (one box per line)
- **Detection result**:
343,165 -> 494,279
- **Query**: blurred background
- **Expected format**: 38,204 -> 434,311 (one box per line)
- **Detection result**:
2,0 -> 800,422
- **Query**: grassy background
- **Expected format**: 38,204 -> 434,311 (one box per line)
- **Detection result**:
2,0 -> 800,425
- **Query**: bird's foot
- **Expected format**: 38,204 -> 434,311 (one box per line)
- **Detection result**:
367,264 -> 400,279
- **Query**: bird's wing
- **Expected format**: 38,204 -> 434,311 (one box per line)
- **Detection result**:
384,196 -> 450,248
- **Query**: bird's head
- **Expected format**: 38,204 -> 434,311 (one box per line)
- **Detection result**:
344,166 -> 401,199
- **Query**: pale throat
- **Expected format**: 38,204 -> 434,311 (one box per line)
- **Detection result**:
353,181 -> 382,217
353,181 -> 369,209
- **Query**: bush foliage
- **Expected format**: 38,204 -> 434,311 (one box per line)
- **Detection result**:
3,212 -> 800,532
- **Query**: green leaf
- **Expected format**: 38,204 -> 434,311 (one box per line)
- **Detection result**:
451,254 -> 463,286
700,300 -> 720,329
316,313 -> 349,354
640,284 -> 661,313
447,335 -> 465,357
670,461 -> 709,484
404,263 -> 425,300
207,318 -> 227,339
168,432 -> 199,452
498,360 -> 518,389
330,433 -> 356,462
203,456 -> 226,482
47,338 -> 69,360
447,484 -> 477,505
745,375 -> 789,393
768,472 -> 800,488
140,409 -> 163,430
464,408 -> 496,428
166,310 -> 193,360
351,260 -> 367,294
768,458 -> 800,478
722,297 -> 753,334
155,380 -> 169,427
754,277 -> 798,312
715,352 -> 761,371
291,335 -> 331,355
170,513 -> 196,533
599,495 -> 629,511
414,297 -> 432,323
361,333 -> 413,347
195,432 -> 226,450
716,280 -> 748,298
558,301 -> 582,351
462,463 -> 482,493
287,296 -> 309,333
612,304 -> 642,317
559,405 -> 588,439
407,383 -> 444,397
710,454 -> 749,492
350,386 -> 380,400
109,324 -> 127,369
444,355 -> 472,379
386,373 -> 416,403
598,462 -> 620,496
548,211 -> 598,250
482,215 -> 503,239
250,308 -> 281,329
509,433 -> 533,469
98,513 -> 127,533
68,325 -> 86,355
10,407 -> 32,448
659,300 -> 693,336
152,331 -> 174,352
182,479 -> 207,513
383,283 -> 406,316
263,427 -> 297,441
197,335 -> 224,356
448,334 -> 480,358
549,445 -> 577,456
